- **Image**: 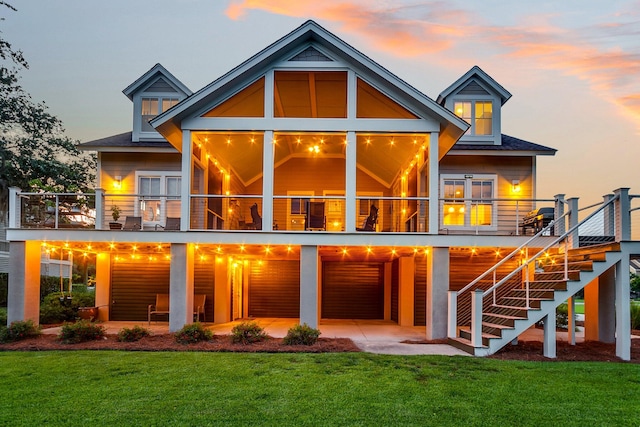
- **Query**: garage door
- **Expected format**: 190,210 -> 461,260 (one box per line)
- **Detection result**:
248,260 -> 300,318
322,262 -> 384,319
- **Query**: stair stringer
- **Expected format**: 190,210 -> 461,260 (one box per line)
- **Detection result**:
473,250 -> 622,357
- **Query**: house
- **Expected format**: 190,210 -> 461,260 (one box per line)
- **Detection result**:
5,21 -> 637,359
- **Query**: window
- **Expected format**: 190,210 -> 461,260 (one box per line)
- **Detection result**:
290,197 -> 308,215
454,101 -> 493,136
441,175 -> 496,229
141,97 -> 179,132
287,191 -> 314,231
136,172 -> 182,224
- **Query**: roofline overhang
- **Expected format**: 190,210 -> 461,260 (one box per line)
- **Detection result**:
122,63 -> 192,100
78,146 -> 179,154
446,149 -> 556,157
437,65 -> 512,106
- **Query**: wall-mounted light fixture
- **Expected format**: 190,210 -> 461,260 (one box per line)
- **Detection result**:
113,176 -> 122,190
512,180 -> 521,194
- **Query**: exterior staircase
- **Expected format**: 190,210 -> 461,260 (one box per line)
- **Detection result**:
449,242 -> 621,356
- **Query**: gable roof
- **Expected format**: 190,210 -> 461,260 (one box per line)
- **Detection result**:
437,65 -> 512,106
122,63 -> 192,100
151,20 -> 469,152
78,132 -> 176,153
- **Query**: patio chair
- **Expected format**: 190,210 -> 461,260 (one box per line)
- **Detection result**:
155,217 -> 180,231
246,203 -> 262,230
194,294 -> 206,322
122,216 -> 142,231
305,201 -> 326,231
356,204 -> 378,232
148,293 -> 170,325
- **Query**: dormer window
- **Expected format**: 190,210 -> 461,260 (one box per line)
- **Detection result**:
141,97 -> 179,132
454,101 -> 493,136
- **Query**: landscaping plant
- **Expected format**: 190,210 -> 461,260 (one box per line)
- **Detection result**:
0,320 -> 40,343
117,325 -> 151,342
631,302 -> 640,330
58,320 -> 105,344
40,291 -> 95,324
231,321 -> 268,344
283,323 -> 321,345
174,322 -> 213,344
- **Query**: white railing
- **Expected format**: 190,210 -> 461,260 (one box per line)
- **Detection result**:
12,190 -> 96,229
449,191 -> 622,345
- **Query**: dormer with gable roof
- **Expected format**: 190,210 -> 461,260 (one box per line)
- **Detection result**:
437,66 -> 511,146
122,63 -> 192,142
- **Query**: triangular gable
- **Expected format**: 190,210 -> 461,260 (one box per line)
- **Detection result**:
202,77 -> 265,117
356,79 -> 418,119
289,46 -> 333,62
122,63 -> 192,100
437,65 -> 511,106
458,80 -> 490,96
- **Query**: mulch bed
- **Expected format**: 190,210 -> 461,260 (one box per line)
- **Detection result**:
0,334 -> 361,353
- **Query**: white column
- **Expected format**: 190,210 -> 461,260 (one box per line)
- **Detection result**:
169,243 -> 194,332
426,247 -> 449,339
471,289 -> 483,348
95,253 -> 111,321
553,194 -> 565,236
300,245 -> 319,328
428,132 -> 439,234
567,197 -> 579,249
8,187 -> 20,229
543,311 -> 556,358
262,130 -> 274,232
615,255 -> 631,361
345,131 -> 357,232
447,291 -> 457,339
94,188 -> 104,230
180,130 -> 192,231
7,241 -> 41,325
614,188 -> 631,241
602,193 -> 615,237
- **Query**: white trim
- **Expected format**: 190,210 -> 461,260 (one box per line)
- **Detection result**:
134,171 -> 183,228
440,173 -> 498,231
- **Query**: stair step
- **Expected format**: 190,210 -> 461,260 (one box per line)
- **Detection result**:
542,261 -> 593,273
484,305 -> 530,318
527,280 -> 568,291
510,289 -> 555,299
459,327 -> 500,346
567,242 -> 620,257
447,337 -> 478,354
533,271 -> 580,281
497,296 -> 550,308
482,321 -> 513,336
483,312 -> 527,327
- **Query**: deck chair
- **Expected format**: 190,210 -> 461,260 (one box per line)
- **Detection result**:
155,217 -> 180,231
122,216 -> 142,231
246,203 -> 262,230
148,293 -> 170,325
193,294 -> 206,322
356,204 -> 378,231
305,201 -> 326,230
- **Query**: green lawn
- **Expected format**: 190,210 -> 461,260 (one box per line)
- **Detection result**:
1,352 -> 639,426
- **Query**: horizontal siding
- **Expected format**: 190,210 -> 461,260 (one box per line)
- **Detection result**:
414,256 -> 426,326
322,261 -> 384,319
448,251 -> 520,291
248,260 -> 300,318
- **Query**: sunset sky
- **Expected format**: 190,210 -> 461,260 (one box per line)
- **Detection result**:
3,0 -> 639,203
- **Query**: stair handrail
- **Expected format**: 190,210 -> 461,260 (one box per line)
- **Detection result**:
481,193 -> 619,300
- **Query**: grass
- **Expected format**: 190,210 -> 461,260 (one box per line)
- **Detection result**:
1,352 -> 639,426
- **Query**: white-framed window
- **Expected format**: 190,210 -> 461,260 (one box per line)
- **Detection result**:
287,191 -> 314,231
141,97 -> 179,132
135,171 -> 182,226
441,174 -> 497,230
454,100 -> 493,136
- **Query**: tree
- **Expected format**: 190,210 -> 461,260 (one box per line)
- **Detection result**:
0,1 -> 95,215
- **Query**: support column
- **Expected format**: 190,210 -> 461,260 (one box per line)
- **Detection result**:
567,296 -> 576,345
567,197 -> 579,249
615,255 -> 631,361
345,131 -> 357,232
553,194 -> 565,237
95,253 -> 111,321
427,132 -> 439,234
613,188 -> 631,242
95,188 -> 104,230
300,245 -> 319,328
383,262 -> 392,320
169,243 -> 194,332
7,241 -> 41,325
543,311 -> 557,358
398,256 -> 415,327
262,130 -> 274,232
180,130 -> 192,231
214,256 -> 231,323
426,247 -> 449,340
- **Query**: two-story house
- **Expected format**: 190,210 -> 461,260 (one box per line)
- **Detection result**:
6,21 -> 635,359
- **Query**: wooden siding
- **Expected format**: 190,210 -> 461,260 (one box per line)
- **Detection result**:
448,251 -> 520,291
248,260 -> 300,318
414,256 -> 426,326
110,258 -> 215,321
144,78 -> 178,93
390,259 -> 399,322
459,81 -> 490,96
322,262 -> 384,319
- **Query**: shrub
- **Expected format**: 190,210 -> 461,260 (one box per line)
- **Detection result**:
231,321 -> 267,344
283,323 -> 321,346
0,307 -> 6,327
631,303 -> 640,330
0,320 -> 41,343
174,322 -> 212,344
556,303 -> 569,330
40,291 -> 96,324
58,320 -> 105,344
117,325 -> 151,342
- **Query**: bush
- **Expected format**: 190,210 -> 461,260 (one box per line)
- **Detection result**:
0,307 -> 6,327
58,320 -> 105,344
174,322 -> 212,344
231,321 -> 267,344
631,303 -> 640,330
283,323 -> 321,346
40,291 -> 96,324
117,325 -> 151,342
556,303 -> 569,330
0,320 -> 41,343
